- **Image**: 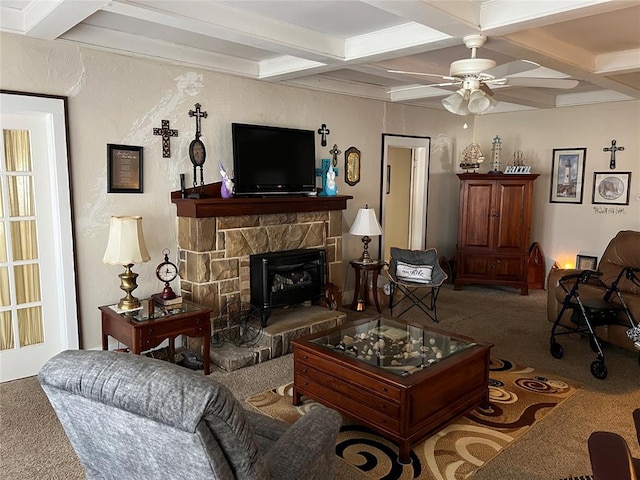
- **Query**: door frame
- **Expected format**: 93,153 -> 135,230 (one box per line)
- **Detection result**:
1,90 -> 80,380
379,134 -> 431,260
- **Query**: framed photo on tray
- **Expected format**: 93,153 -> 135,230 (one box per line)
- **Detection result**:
107,144 -> 143,193
592,171 -> 631,205
549,148 -> 586,204
576,255 -> 598,271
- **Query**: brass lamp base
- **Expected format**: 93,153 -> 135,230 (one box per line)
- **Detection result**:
359,235 -> 374,263
117,264 -> 141,311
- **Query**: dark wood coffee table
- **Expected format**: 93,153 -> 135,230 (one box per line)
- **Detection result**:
292,316 -> 492,464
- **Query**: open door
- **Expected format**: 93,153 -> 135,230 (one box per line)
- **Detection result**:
0,92 -> 79,382
379,134 -> 431,263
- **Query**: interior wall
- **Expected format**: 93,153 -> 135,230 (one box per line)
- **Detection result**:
0,33 -> 464,349
473,101 -> 640,270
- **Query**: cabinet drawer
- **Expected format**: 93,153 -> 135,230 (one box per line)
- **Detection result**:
295,375 -> 400,433
295,362 -> 400,417
295,349 -> 401,402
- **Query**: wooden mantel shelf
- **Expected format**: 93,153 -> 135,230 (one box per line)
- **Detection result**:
171,182 -> 352,218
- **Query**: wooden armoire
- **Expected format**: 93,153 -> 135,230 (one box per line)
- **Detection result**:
454,173 -> 539,295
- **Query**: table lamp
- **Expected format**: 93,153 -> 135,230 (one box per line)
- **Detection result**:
103,216 -> 150,311
349,205 -> 382,263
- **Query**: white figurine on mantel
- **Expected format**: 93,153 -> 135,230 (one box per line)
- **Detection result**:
488,135 -> 502,173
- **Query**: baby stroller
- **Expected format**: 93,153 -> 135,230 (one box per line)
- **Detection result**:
550,266 -> 640,379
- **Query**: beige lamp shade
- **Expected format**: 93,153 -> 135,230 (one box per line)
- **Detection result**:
103,216 -> 150,265
349,206 -> 382,237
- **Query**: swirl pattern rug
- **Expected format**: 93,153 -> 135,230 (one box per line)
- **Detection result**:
246,357 -> 580,480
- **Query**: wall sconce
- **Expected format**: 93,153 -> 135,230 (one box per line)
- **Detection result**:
103,216 -> 150,311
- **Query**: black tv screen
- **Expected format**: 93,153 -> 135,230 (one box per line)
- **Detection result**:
232,123 -> 317,195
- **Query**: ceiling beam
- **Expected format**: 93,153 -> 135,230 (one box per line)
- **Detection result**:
2,0 -> 107,39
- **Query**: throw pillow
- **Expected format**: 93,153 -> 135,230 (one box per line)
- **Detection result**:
396,262 -> 433,283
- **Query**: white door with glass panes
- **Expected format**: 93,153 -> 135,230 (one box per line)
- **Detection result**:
0,93 -> 79,382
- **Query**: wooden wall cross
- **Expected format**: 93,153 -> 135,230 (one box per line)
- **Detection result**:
317,123 -> 330,147
153,120 -> 178,158
329,144 -> 341,167
603,139 -> 624,170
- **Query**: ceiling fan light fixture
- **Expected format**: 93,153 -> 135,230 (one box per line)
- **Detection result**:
442,89 -> 468,115
467,89 -> 491,113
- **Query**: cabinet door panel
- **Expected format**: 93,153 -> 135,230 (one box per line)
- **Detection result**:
459,182 -> 493,249
458,253 -> 492,278
495,182 -> 527,251
493,256 -> 524,282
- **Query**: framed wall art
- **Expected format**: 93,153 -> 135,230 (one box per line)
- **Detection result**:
549,148 -> 586,204
576,254 -> 598,270
107,144 -> 143,193
592,171 -> 631,205
344,146 -> 361,186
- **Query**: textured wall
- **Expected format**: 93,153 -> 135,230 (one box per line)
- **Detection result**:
0,33 -> 464,349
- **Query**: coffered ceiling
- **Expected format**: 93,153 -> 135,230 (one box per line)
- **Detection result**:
2,0 -> 639,114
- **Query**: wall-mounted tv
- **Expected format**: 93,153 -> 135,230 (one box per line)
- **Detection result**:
232,123 -> 317,196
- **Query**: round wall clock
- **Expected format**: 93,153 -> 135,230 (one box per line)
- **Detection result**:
345,146 -> 361,186
189,138 -> 206,167
156,249 -> 178,300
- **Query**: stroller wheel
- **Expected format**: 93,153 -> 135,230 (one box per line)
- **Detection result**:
550,341 -> 564,359
590,360 -> 607,380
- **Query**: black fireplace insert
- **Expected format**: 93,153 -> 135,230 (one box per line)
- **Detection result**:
250,248 -> 326,327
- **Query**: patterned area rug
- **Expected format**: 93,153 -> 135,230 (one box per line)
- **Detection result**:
246,357 -> 581,480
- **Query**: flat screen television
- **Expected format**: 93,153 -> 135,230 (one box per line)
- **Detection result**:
232,123 -> 317,196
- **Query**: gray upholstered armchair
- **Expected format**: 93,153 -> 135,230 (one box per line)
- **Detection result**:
38,350 -> 342,480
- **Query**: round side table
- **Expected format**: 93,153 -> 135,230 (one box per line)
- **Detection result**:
350,259 -> 386,312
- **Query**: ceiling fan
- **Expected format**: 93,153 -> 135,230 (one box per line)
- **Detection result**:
389,34 -> 579,115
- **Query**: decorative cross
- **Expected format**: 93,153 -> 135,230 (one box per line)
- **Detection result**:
153,120 -> 178,158
315,158 -> 339,196
188,103 -> 207,139
603,139 -> 624,170
317,123 -> 330,147
329,143 -> 341,167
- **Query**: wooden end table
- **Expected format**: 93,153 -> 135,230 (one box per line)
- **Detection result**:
350,259 -> 386,312
292,315 -> 492,464
100,300 -> 212,375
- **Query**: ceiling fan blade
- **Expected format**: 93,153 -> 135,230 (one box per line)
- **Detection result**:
505,77 -> 579,89
482,60 -> 539,79
387,70 -> 457,81
479,83 -> 494,96
387,82 -> 459,94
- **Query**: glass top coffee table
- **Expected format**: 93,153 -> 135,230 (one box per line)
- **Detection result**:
292,316 -> 493,464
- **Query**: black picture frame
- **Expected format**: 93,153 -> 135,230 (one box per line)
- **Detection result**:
549,148 -> 586,204
107,144 -> 143,193
592,171 -> 631,205
576,254 -> 598,270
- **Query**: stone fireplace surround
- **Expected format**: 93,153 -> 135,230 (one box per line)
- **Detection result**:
172,184 -> 351,322
172,187 -> 351,369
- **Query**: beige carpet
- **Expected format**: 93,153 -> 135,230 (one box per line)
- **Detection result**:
1,286 -> 639,480
247,357 -> 580,480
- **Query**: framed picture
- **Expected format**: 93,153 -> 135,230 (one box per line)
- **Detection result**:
592,171 -> 631,205
549,148 -> 586,204
344,146 -> 361,186
576,255 -> 598,270
107,144 -> 143,193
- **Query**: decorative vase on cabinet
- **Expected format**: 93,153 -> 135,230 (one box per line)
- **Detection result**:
454,173 -> 539,295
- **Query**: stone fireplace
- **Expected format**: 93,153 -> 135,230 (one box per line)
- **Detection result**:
173,187 -> 349,321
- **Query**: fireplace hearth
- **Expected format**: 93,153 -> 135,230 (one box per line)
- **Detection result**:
250,248 -> 326,327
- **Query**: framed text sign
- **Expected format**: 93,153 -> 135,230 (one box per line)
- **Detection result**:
107,144 -> 143,193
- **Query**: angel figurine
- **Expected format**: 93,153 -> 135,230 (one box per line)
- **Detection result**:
218,161 -> 234,198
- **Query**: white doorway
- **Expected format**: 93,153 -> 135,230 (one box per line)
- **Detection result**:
0,92 -> 79,382
380,134 -> 431,263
